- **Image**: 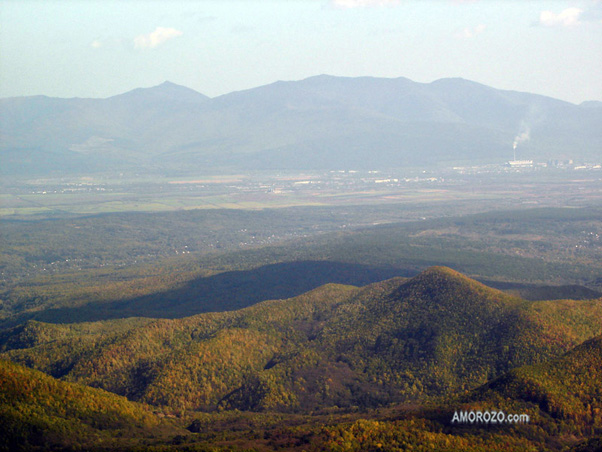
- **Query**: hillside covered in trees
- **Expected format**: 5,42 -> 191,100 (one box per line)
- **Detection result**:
0,358 -> 176,451
0,267 -> 601,450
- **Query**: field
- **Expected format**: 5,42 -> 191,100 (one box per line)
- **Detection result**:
2,167 -> 600,218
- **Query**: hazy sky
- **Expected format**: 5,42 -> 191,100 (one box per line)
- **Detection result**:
1,0 -> 601,104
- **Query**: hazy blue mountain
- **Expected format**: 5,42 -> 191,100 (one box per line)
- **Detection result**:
1,76 -> 600,176
580,100 -> 602,108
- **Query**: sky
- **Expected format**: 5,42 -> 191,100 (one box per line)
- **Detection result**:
1,0 -> 601,104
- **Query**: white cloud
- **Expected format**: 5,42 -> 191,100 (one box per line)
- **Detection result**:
90,40 -> 103,49
331,0 -> 400,8
134,27 -> 183,49
539,8 -> 583,27
456,24 -> 486,39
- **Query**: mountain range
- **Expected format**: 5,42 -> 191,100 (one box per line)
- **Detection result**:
2,75 -> 601,175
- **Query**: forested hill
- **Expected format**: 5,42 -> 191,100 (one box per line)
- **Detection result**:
2,267 -> 601,414
0,358 -> 166,451
470,333 -> 602,424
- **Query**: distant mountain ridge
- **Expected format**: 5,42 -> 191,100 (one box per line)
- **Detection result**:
1,75 -> 601,175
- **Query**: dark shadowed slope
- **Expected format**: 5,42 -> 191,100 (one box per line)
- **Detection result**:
1,260 -> 406,326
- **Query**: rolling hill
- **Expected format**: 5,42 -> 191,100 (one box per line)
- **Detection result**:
0,358 -> 168,451
469,333 -> 602,426
432,333 -> 602,451
2,75 -> 600,176
2,267 -> 601,414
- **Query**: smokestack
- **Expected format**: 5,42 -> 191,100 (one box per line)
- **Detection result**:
512,127 -> 530,162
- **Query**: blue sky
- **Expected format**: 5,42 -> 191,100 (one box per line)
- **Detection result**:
1,0 -> 601,103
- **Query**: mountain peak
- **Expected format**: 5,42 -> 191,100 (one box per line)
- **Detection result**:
393,266 -> 514,307
428,77 -> 500,97
158,80 -> 179,87
580,100 -> 602,109
109,81 -> 209,104
412,265 -> 480,286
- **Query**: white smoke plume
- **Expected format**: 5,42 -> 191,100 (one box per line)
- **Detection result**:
513,127 -> 530,150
